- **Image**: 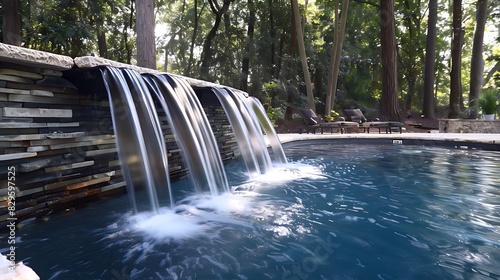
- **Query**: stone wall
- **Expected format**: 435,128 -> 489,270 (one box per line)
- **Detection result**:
439,119 -> 500,133
0,44 -> 240,228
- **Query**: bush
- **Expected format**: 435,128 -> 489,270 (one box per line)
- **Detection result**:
478,88 -> 499,115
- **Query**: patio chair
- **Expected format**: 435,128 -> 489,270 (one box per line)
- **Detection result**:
342,108 -> 404,134
298,108 -> 359,134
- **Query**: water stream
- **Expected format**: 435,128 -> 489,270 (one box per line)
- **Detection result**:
102,66 -> 286,212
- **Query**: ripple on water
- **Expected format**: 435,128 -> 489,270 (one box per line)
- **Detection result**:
10,144 -> 500,280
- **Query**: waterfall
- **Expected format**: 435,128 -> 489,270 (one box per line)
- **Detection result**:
222,88 -> 273,173
211,88 -> 261,178
211,87 -> 287,177
142,73 -> 229,195
101,67 -> 171,214
167,75 -> 229,194
101,66 -> 287,213
247,96 -> 287,164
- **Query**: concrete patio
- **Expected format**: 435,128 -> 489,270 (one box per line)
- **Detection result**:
277,132 -> 500,147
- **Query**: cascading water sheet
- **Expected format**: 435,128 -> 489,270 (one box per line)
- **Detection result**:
223,88 -> 273,173
211,88 -> 261,178
101,66 -> 285,212
142,73 -> 229,196
101,67 -> 171,213
143,74 -> 211,194
167,75 -> 229,194
248,96 -> 287,164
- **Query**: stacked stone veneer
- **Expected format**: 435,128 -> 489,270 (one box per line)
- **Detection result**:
0,43 -> 240,228
439,119 -> 500,133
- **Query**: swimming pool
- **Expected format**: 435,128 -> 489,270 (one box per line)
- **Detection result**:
6,141 -> 500,279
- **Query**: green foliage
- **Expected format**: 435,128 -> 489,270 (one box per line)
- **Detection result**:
2,0 -> 498,118
262,80 -> 287,126
266,106 -> 285,127
478,88 -> 499,115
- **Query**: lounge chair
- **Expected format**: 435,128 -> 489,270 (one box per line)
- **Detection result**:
298,108 -> 359,134
342,108 -> 404,134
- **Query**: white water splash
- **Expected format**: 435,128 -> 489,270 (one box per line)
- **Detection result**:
122,161 -> 324,242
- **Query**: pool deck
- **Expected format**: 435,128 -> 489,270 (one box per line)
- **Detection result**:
277,132 -> 500,146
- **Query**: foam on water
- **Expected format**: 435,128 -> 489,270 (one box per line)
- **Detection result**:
122,162 -> 323,242
11,144 -> 500,280
249,162 -> 325,185
190,192 -> 253,213
129,210 -> 209,240
123,191 -> 258,242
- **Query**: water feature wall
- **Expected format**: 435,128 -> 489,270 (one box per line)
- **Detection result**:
0,44 -> 250,228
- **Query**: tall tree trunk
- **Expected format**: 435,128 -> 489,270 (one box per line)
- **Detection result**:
2,0 -> 22,46
325,0 -> 349,116
402,0 -> 421,113
199,16 -> 222,79
468,0 -> 489,118
448,0 -> 463,119
284,10 -> 296,81
404,74 -> 416,111
94,3 -> 108,58
291,0 -> 315,112
268,0 -> 276,77
200,0 -> 232,81
136,0 -> 156,69
186,1 -> 205,76
325,0 -> 340,116
277,33 -> 286,80
284,15 -> 296,120
240,0 -> 256,91
97,30 -> 108,58
380,0 -> 400,121
422,0 -> 437,119
125,0 -> 135,64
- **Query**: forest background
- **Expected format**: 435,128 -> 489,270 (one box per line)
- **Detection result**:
1,0 -> 499,125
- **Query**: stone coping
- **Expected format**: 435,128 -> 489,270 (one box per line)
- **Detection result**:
74,56 -> 158,74
0,43 -> 73,70
0,43 -> 247,95
277,133 -> 500,146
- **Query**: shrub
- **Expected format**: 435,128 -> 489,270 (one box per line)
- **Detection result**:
478,88 -> 499,115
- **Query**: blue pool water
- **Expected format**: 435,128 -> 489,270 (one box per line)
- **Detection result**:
5,141 -> 500,279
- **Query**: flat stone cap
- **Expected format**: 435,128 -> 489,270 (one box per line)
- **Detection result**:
74,56 -> 158,74
0,43 -> 74,70
0,43 -> 248,96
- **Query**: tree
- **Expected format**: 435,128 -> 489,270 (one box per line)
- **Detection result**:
89,0 -> 109,58
5,0 -> 497,119
380,0 -> 400,121
199,0 -> 233,81
136,0 -> 156,69
268,0 -> 276,78
240,0 -> 256,91
342,1 -> 380,107
324,0 -> 349,116
291,0 -> 315,111
2,0 -> 21,45
185,0 -> 206,76
399,0 -> 424,112
468,0 -> 489,118
422,0 -> 438,119
448,0 -> 464,118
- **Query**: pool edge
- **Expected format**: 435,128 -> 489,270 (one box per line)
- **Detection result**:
277,133 -> 500,151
